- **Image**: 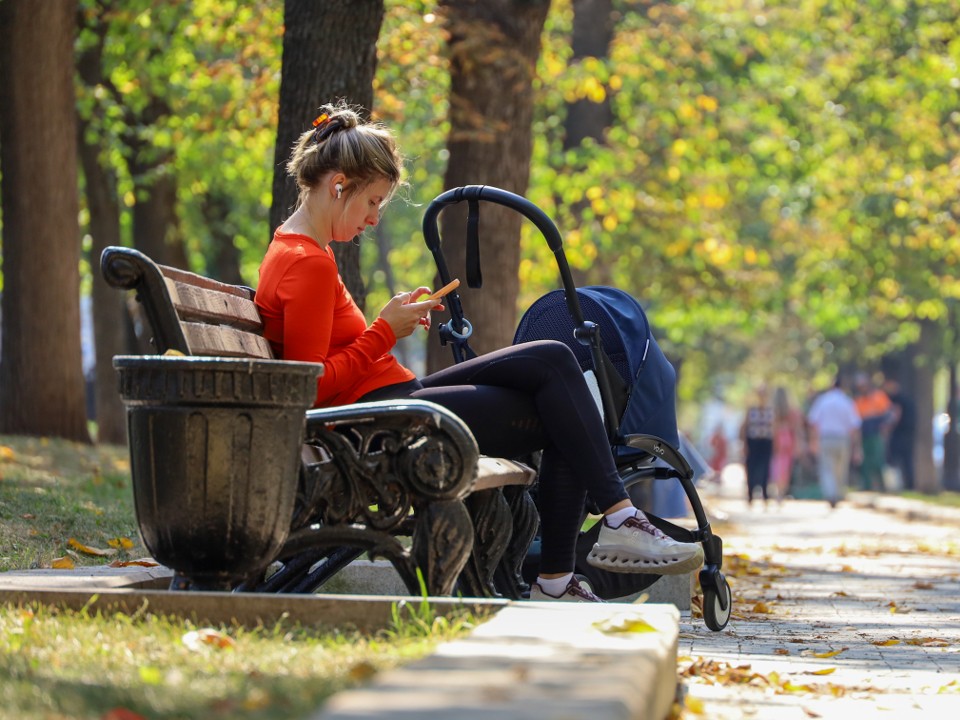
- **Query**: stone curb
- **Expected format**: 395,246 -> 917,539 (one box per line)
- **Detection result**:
311,602 -> 680,720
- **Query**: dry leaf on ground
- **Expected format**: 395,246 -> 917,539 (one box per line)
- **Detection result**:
182,628 -> 235,651
67,538 -> 118,557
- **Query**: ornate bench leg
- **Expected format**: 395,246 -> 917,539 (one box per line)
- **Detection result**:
494,486 -> 539,599
411,499 -> 475,596
456,489 -> 514,598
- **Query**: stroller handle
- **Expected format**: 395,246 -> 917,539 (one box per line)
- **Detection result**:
421,185 -> 586,326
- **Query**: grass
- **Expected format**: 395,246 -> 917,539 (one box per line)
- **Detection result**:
0,434 -> 487,719
900,489 -> 960,507
0,436 -> 141,571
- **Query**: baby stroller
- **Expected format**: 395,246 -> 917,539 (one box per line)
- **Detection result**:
422,185 -> 731,631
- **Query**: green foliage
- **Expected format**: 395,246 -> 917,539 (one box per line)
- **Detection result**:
62,0 -> 960,406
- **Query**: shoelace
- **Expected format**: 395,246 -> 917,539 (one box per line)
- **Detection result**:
621,514 -> 670,540
567,580 -> 603,602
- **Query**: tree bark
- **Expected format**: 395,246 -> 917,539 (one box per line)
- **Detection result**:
270,0 -> 385,312
427,0 -> 551,372
912,320 -> 939,494
563,0 -> 616,151
0,0 -> 90,441
78,125 -> 130,446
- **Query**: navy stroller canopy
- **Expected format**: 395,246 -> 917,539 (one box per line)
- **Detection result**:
513,286 -> 679,450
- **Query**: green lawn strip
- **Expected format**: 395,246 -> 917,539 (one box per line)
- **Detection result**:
0,436 -> 141,571
899,490 -> 960,508
0,434 -> 490,718
1,600 -> 483,720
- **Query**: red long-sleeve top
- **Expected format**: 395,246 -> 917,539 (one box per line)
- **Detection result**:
255,230 -> 415,407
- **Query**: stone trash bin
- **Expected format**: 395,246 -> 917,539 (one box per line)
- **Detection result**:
113,355 -> 322,591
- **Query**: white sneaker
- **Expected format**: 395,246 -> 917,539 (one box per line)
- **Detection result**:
529,576 -> 604,602
587,512 -> 704,575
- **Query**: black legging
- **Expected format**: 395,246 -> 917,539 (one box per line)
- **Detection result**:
360,340 -> 628,573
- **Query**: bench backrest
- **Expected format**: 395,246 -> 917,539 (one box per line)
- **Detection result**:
101,246 -> 273,359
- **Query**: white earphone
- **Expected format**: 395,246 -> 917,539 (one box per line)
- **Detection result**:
335,183 -> 343,199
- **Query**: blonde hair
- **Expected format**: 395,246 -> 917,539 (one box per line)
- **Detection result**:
286,101 -> 403,205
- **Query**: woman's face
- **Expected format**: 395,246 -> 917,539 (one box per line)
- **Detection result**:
331,177 -> 394,243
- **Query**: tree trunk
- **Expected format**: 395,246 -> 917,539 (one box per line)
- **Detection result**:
129,155 -> 187,269
427,0 -> 552,372
0,0 -> 90,442
203,192 -> 245,285
944,361 -> 960,491
912,320 -> 939,494
270,0 -> 385,312
563,0 -> 616,151
78,125 -> 129,446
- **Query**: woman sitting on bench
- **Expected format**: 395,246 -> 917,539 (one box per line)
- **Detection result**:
255,102 -> 703,602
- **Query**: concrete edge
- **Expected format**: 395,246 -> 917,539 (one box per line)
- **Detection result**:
311,602 -> 680,720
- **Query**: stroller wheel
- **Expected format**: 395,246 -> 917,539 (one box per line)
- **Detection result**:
701,571 -> 732,631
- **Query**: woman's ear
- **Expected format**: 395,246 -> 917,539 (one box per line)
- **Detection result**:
330,173 -> 347,199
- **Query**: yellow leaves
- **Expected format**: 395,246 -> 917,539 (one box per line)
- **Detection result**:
0,445 -> 15,461
107,537 -> 135,551
696,94 -> 718,112
905,637 -> 950,647
683,695 -> 705,714
808,668 -> 836,676
67,538 -> 118,557
182,628 -> 235,652
51,556 -> 75,569
809,648 -> 847,659
348,661 -> 378,682
873,638 -> 900,646
672,139 -> 688,157
750,601 -> 774,614
594,612 -> 658,635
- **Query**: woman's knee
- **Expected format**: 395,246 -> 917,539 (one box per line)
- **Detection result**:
524,340 -> 582,372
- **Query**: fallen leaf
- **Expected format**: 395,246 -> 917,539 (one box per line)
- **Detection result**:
803,708 -> 822,718
182,628 -> 235,651
912,581 -> 934,590
51,556 -> 75,569
809,668 -> 836,676
107,537 -> 135,550
594,613 -> 658,634
67,538 -> 117,557
684,695 -> 706,714
348,661 -> 377,681
0,446 -> 15,461
108,559 -> 159,568
751,601 -> 774,614
812,648 -> 847,658
873,638 -> 900,646
832,590 -> 849,597
774,648 -> 790,656
20,513 -> 35,520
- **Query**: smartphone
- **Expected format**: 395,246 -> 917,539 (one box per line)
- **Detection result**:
426,278 -> 460,302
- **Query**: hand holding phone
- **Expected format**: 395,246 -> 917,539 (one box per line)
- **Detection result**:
426,278 -> 460,302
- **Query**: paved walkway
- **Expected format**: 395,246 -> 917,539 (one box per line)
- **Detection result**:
677,469 -> 960,718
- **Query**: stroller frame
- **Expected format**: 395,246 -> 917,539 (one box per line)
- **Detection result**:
422,185 -> 731,631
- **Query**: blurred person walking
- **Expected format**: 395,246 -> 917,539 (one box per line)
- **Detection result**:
807,377 -> 862,507
740,384 -> 774,507
853,373 -> 893,492
770,386 -> 804,503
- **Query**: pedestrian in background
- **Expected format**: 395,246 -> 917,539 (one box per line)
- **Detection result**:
770,386 -> 804,503
853,372 -> 893,492
807,376 -> 862,507
741,384 -> 774,507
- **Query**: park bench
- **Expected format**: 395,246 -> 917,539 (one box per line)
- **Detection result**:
100,245 -> 538,599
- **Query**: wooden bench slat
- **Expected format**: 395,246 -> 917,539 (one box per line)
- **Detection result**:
474,456 -> 537,492
181,322 -> 275,359
163,277 -> 262,332
159,264 -> 255,300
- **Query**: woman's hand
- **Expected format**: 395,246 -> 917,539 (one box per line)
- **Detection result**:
379,287 -> 444,338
